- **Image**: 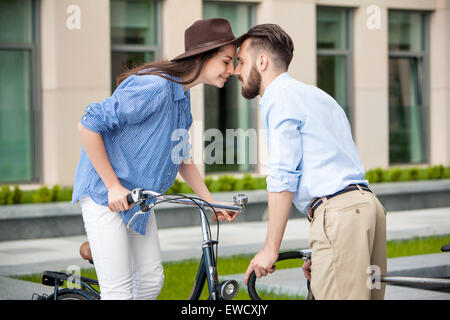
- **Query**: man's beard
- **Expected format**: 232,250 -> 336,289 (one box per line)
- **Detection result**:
240,66 -> 261,100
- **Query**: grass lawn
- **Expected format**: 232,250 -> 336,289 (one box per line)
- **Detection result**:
16,234 -> 450,300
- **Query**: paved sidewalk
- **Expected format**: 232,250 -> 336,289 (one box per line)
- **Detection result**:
0,206 -> 449,299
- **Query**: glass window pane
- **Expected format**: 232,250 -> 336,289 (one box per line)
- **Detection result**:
111,0 -> 157,45
0,50 -> 33,182
389,11 -> 423,52
111,51 -> 155,89
203,2 -> 251,37
203,2 -> 256,173
317,55 -> 348,115
389,57 -> 426,164
0,0 -> 33,44
317,7 -> 348,50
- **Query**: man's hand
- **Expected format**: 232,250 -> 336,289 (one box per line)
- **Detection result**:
302,259 -> 312,281
244,247 -> 278,285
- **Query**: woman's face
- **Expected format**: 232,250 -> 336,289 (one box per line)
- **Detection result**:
201,44 -> 236,88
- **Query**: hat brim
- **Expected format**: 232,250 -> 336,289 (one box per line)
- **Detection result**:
171,35 -> 245,61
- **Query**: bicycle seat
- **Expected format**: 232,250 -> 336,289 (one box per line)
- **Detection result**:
441,244 -> 450,252
80,241 -> 93,264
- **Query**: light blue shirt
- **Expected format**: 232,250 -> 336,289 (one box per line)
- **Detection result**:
260,72 -> 368,215
71,73 -> 193,235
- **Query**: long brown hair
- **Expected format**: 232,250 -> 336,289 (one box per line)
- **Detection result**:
116,48 -> 221,87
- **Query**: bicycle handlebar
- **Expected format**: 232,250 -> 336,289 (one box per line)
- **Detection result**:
126,188 -> 248,213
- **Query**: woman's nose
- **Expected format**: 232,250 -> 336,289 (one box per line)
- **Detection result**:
227,63 -> 235,75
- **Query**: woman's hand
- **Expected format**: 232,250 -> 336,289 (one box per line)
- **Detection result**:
108,183 -> 132,212
208,200 -> 239,222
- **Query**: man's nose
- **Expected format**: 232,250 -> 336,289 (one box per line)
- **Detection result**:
234,65 -> 240,77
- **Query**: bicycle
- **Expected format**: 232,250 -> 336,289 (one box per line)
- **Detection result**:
32,188 -> 248,300
247,245 -> 450,300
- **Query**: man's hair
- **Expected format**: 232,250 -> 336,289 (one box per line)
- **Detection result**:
240,24 -> 294,70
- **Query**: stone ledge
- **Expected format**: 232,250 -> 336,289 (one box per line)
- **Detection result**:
0,181 -> 449,241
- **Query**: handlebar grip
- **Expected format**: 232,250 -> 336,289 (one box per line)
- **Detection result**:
247,272 -> 261,300
126,193 -> 134,205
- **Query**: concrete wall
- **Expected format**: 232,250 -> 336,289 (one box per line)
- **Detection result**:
40,0 -> 111,186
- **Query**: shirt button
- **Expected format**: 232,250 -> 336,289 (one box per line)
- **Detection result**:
160,188 -> 164,192
87,106 -> 91,110
83,116 -> 87,120
168,172 -> 171,176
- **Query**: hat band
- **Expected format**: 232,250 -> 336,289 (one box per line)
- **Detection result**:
187,37 -> 235,51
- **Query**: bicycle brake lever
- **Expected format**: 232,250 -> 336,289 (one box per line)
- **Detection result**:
127,210 -> 144,229
126,203 -> 155,229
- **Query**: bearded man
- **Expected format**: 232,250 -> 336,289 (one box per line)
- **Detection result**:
235,24 -> 387,300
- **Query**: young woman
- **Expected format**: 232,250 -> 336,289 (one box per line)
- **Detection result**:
71,18 -> 242,300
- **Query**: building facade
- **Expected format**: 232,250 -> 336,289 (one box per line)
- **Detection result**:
0,0 -> 449,188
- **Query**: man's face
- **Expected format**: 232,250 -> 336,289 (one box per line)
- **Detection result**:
235,39 -> 261,100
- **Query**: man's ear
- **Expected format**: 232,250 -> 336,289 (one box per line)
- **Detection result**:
256,53 -> 269,72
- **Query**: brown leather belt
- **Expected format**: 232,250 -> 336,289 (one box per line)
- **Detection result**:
307,184 -> 372,222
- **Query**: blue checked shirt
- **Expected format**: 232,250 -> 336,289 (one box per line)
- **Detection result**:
260,72 -> 368,215
71,73 -> 193,235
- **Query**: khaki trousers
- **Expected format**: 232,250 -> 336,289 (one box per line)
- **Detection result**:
309,186 -> 387,300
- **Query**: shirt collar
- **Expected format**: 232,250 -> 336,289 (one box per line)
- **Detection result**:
259,72 -> 290,107
171,76 -> 189,102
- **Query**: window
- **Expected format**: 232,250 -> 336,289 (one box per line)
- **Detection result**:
388,11 -> 429,164
0,0 -> 40,183
316,6 -> 353,125
110,0 -> 161,91
203,1 -> 257,173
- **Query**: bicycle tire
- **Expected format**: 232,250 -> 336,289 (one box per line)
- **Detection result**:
248,251 -> 305,300
46,288 -> 98,300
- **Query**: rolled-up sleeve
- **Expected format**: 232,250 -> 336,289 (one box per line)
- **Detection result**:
265,96 -> 303,193
81,75 -> 168,133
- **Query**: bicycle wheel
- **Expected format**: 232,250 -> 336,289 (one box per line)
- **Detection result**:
46,288 -> 97,300
248,251 -> 312,300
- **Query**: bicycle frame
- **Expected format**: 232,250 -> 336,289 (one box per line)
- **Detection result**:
188,205 -> 229,300
137,191 -> 246,300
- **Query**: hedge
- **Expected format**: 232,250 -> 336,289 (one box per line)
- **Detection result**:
1,165 -> 449,205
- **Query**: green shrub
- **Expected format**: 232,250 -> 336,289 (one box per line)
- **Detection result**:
32,186 -> 53,203
12,185 -> 23,204
235,174 -> 256,191
51,185 -> 61,202
216,175 -> 237,192
204,177 -> 214,191
57,186 -> 73,202
179,182 -> 193,194
408,167 -> 421,181
445,167 -> 450,179
254,177 -> 267,190
426,165 -> 444,180
241,174 -> 256,190
366,168 -> 385,183
0,185 -> 13,205
388,168 -> 403,182
167,179 -> 182,194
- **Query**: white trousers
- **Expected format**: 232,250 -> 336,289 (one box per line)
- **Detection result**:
79,195 -> 164,300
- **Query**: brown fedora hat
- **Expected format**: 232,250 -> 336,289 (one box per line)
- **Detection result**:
172,18 -> 242,61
